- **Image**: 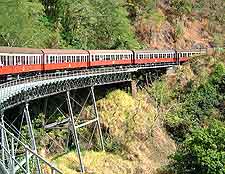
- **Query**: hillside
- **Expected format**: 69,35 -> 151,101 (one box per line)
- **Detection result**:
0,0 -> 224,49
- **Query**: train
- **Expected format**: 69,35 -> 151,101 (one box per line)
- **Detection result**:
0,47 -> 207,76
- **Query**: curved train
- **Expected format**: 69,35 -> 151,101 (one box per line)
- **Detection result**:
0,47 -> 206,76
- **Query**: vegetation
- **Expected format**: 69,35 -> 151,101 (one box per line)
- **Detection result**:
0,0 -> 224,48
169,120 -> 225,174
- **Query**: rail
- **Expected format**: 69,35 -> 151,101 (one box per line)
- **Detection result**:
0,66 -> 133,90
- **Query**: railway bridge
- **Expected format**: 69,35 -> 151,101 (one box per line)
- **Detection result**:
0,61 -> 180,174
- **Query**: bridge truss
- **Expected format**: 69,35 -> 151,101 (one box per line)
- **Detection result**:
0,62 -> 176,173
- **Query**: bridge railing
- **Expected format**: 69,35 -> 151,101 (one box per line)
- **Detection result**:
0,66 -> 134,90
0,122 -> 62,174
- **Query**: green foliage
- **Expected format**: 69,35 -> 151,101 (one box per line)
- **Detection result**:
175,22 -> 184,40
148,80 -> 174,106
169,120 -> 225,174
166,62 -> 225,141
0,0 -> 51,47
47,0 -> 140,49
126,0 -> 157,20
169,0 -> 193,16
213,33 -> 225,47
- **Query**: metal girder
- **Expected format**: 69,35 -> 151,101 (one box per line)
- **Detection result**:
66,91 -> 85,173
1,72 -> 132,111
23,103 -> 41,174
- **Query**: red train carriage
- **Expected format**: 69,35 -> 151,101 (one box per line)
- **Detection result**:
133,50 -> 176,64
177,49 -> 205,62
0,47 -> 43,75
88,50 -> 133,67
42,49 -> 89,71
0,46 -> 206,76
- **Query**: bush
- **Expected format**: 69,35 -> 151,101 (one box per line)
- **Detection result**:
165,62 -> 225,142
168,120 -> 225,174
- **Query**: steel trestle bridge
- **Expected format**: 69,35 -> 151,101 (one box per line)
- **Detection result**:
0,61 -> 178,174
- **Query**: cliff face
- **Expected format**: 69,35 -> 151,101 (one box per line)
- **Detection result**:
132,0 -> 224,49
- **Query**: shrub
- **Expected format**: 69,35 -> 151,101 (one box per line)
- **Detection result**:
168,120 -> 225,174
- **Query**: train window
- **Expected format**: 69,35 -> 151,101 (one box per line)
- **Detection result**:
167,54 -> 170,58
50,56 -> 54,63
56,56 -> 59,63
21,56 -> 25,65
67,56 -> 71,62
25,56 -> 28,65
106,55 -> 110,60
39,56 -> 41,64
61,56 -> 65,63
37,56 -> 40,64
33,56 -> 37,64
95,55 -> 99,61
16,56 -> 21,65
111,55 -> 115,60
30,56 -> 34,64
8,56 -> 13,65
76,56 -> 80,62
0,56 -> 6,66
28,56 -> 31,64
58,56 -> 61,63
154,54 -> 158,58
115,55 -> 119,60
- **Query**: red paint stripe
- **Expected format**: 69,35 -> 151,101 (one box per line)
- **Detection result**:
0,57 -> 189,75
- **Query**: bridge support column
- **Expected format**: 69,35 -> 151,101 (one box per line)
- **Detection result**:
131,80 -> 137,97
90,86 -> 104,151
24,103 -> 41,174
0,111 -> 12,170
66,91 -> 85,173
65,87 -> 105,173
0,112 -> 5,167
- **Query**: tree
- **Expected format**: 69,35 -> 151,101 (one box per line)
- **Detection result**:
169,120 -> 225,174
0,0 -> 51,47
52,0 -> 140,49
